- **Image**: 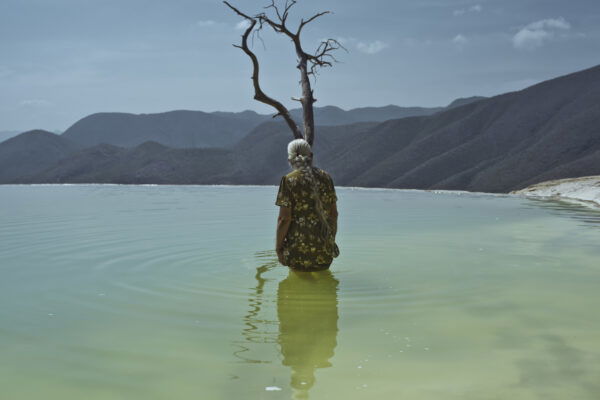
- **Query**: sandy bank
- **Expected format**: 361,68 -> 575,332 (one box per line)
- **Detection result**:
510,175 -> 600,208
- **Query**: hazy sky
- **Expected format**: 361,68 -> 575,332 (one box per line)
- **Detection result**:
1,0 -> 599,132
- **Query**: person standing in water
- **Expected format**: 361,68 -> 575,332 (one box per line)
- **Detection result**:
275,139 -> 339,271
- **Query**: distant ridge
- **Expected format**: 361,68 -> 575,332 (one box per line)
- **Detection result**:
446,96 -> 486,109
57,99 -> 484,149
0,130 -> 82,182
61,109 -> 267,149
289,104 -> 446,126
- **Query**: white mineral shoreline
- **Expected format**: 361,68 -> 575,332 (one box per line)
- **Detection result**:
510,175 -> 600,209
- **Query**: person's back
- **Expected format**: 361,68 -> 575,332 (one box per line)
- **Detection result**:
275,139 -> 339,271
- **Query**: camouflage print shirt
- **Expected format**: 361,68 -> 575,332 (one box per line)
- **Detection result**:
275,167 -> 339,270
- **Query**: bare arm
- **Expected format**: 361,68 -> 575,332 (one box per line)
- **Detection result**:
276,206 -> 292,264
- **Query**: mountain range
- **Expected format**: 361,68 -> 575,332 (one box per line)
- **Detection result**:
1,64 -> 599,193
0,97 -> 483,182
55,99 -> 480,149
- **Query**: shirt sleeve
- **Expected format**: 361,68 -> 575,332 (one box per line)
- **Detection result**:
328,174 -> 338,202
275,176 -> 293,208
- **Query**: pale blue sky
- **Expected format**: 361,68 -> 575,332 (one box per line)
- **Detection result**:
1,0 -> 599,131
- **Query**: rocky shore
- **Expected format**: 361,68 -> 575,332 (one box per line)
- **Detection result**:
511,176 -> 600,209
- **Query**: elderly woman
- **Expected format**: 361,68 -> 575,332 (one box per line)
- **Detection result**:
275,139 -> 339,271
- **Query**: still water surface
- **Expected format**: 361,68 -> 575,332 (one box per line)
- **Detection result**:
1,185 -> 600,399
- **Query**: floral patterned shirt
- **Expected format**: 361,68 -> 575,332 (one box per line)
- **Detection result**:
275,167 -> 339,270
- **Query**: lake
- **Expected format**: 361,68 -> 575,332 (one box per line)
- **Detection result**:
1,185 -> 600,399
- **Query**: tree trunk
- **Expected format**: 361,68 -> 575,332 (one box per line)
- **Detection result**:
298,54 -> 315,147
297,50 -> 316,146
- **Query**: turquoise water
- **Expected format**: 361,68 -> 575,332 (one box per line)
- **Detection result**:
1,185 -> 600,399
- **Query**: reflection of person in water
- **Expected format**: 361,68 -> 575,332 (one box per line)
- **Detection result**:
277,269 -> 339,399
275,139 -> 339,272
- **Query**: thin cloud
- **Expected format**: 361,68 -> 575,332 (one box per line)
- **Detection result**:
235,20 -> 251,30
526,18 -> 570,31
512,17 -> 571,50
19,99 -> 52,107
452,34 -> 468,47
326,37 -> 389,54
453,4 -> 482,16
196,20 -> 217,28
356,40 -> 389,54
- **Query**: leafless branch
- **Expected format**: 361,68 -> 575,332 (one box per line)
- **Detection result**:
224,0 -> 342,146
297,11 -> 330,35
264,0 -> 297,29
306,38 -> 346,75
223,1 -> 302,140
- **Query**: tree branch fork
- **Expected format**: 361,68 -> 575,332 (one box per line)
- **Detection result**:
223,0 -> 345,146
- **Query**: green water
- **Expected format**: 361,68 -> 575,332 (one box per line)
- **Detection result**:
1,185 -> 600,399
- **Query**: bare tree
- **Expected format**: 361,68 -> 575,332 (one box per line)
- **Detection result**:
224,0 -> 344,146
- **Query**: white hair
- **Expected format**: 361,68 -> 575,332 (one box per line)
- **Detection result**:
287,138 -> 313,170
